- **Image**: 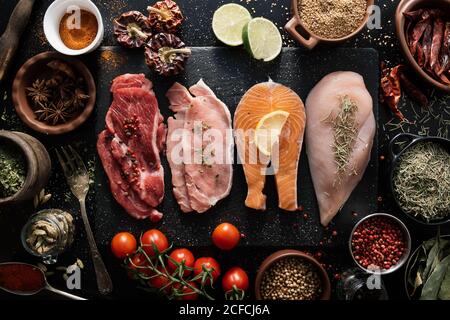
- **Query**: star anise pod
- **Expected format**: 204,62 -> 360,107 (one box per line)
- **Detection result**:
43,100 -> 72,125
26,79 -> 51,105
45,75 -> 64,89
34,101 -> 53,121
58,78 -> 76,101
68,88 -> 90,110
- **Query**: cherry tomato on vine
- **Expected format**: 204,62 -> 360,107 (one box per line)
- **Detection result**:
212,223 -> 241,250
148,266 -> 171,293
174,281 -> 199,300
193,257 -> 221,285
222,267 -> 249,293
141,229 -> 169,256
111,232 -> 137,259
127,253 -> 152,279
167,248 -> 195,276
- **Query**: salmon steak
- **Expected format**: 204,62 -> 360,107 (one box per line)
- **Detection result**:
305,71 -> 376,226
234,80 -> 306,211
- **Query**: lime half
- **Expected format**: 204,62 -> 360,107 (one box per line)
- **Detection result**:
212,3 -> 252,46
243,17 -> 282,62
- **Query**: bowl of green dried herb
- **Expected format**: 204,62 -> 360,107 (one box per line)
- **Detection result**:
0,131 -> 51,208
389,133 -> 450,225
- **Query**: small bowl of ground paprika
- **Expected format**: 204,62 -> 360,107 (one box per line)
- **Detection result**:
43,0 -> 104,56
349,213 -> 411,275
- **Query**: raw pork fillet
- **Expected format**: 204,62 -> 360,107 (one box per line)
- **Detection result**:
166,80 -> 233,213
97,74 -> 166,221
305,71 -> 376,226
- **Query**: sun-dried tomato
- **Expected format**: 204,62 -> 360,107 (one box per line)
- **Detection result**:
114,11 -> 152,48
145,33 -> 191,76
147,0 -> 184,33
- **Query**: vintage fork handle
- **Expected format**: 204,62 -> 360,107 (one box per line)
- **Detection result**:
79,199 -> 113,295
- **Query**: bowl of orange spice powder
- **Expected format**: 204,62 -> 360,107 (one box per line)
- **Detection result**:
43,0 -> 104,56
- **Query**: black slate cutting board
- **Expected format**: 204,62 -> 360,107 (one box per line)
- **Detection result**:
90,46 -> 379,247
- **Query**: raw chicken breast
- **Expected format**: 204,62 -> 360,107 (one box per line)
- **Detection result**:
305,71 -> 376,226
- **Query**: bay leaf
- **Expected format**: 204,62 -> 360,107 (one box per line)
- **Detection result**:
411,271 -> 423,297
438,264 -> 450,300
420,255 -> 450,300
423,237 -> 441,282
408,247 -> 426,288
423,237 -> 437,252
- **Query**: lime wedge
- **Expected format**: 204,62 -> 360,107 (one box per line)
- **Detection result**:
212,4 -> 252,46
243,17 -> 282,62
255,110 -> 290,156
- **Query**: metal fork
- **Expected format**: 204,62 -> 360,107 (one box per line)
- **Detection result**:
56,146 -> 113,295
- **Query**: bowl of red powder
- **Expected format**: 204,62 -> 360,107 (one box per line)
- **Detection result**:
349,213 -> 411,275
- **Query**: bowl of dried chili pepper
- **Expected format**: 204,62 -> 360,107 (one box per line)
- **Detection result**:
395,0 -> 450,92
12,51 -> 96,135
349,213 -> 412,275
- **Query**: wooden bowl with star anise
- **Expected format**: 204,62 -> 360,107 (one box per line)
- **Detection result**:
12,52 -> 96,135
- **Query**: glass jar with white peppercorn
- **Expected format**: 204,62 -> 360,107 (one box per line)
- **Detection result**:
21,209 -> 75,264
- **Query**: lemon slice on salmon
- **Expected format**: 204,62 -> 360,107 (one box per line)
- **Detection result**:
255,110 -> 290,156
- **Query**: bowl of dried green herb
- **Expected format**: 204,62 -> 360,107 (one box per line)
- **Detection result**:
0,131 -> 51,208
389,133 -> 450,225
12,52 -> 96,135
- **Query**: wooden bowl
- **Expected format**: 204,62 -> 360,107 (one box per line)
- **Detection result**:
0,130 -> 51,208
255,249 -> 331,300
285,0 -> 374,49
395,0 -> 450,93
12,52 -> 96,135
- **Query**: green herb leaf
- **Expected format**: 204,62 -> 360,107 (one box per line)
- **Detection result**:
421,255 -> 450,300
437,264 -> 450,300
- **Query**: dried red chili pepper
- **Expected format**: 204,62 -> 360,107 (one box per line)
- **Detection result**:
403,9 -> 425,22
437,22 -> 450,76
422,24 -> 433,69
430,18 -> 445,72
147,0 -> 184,33
409,16 -> 430,56
380,64 -> 405,121
417,41 -> 425,67
398,71 -> 428,107
404,9 -> 424,45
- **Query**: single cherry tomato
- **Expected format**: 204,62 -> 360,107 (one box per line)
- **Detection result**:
148,266 -> 171,293
111,232 -> 137,259
127,253 -> 152,279
212,223 -> 241,250
141,229 -> 169,256
174,281 -> 199,300
193,257 -> 221,285
168,248 -> 195,277
222,267 -> 249,293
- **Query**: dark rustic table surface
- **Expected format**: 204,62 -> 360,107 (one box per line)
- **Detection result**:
0,0 -> 449,300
